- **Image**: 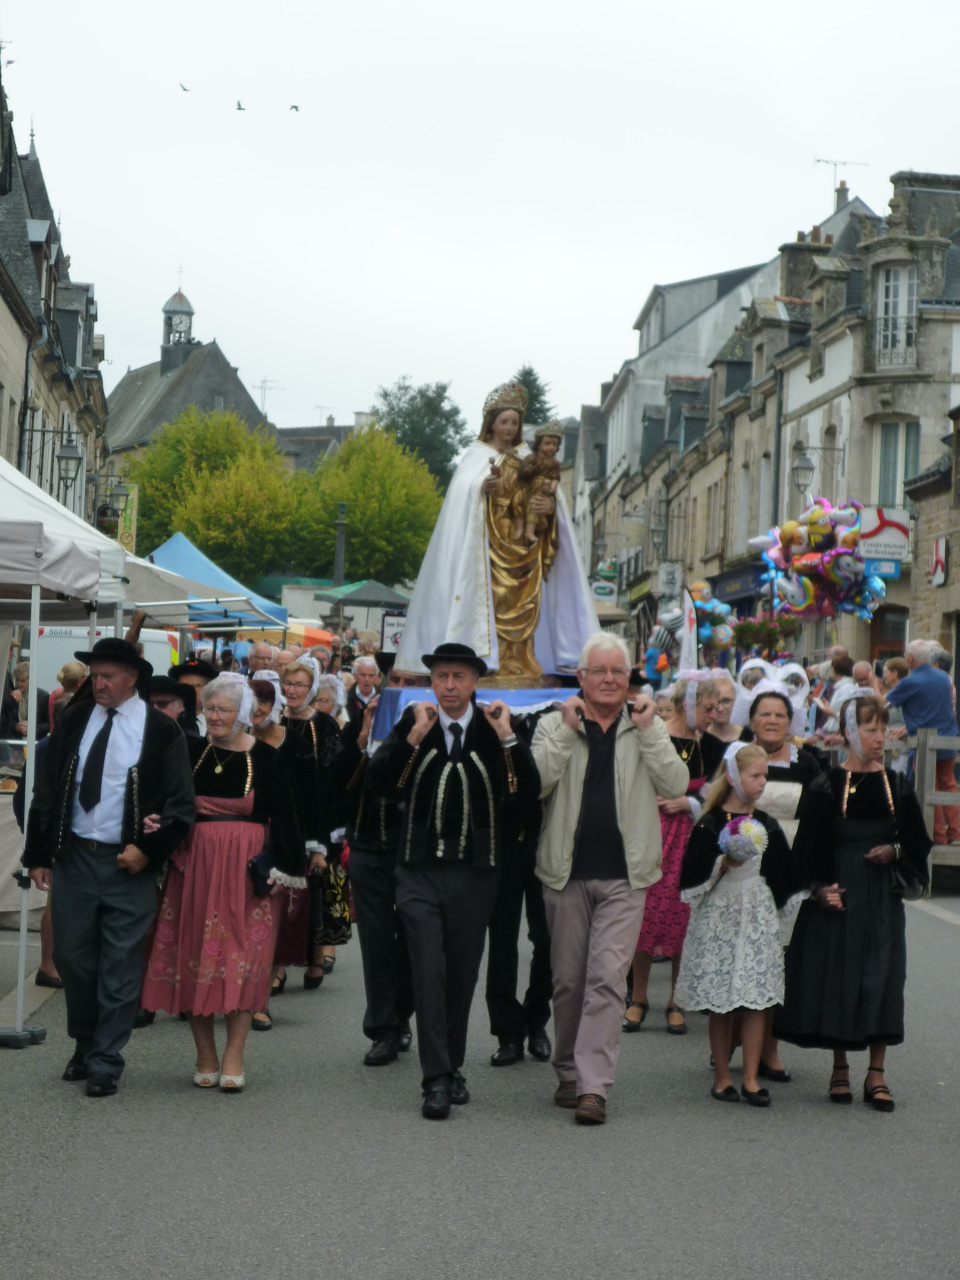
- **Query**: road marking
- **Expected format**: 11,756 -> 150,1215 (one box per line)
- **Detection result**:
0,938 -> 40,947
908,899 -> 960,928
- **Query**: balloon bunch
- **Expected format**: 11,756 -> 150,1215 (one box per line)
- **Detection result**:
689,581 -> 734,651
749,498 -> 885,622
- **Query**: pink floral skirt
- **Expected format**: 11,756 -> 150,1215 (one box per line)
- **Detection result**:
636,804 -> 696,958
141,794 -> 280,1016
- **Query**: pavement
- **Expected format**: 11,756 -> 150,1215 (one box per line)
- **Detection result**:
1,891 -> 959,1280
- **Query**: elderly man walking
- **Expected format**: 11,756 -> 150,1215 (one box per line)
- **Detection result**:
886,638 -> 960,844
532,632 -> 688,1125
346,654 -> 380,724
24,638 -> 195,1097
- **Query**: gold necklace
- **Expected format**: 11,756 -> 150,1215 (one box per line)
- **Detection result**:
841,767 -> 894,819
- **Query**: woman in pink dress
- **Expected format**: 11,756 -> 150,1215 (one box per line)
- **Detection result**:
623,674 -> 721,1034
141,674 -> 305,1090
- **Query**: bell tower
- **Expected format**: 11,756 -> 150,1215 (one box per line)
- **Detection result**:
160,289 -> 195,374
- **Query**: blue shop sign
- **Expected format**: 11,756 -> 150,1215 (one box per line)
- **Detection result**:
864,559 -> 901,580
711,565 -> 765,603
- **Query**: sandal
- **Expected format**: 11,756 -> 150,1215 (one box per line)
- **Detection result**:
271,972 -> 286,996
621,1000 -> 649,1033
829,1064 -> 852,1105
665,1005 -> 687,1036
863,1069 -> 895,1113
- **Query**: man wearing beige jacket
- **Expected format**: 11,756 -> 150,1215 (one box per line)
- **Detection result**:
532,632 -> 688,1125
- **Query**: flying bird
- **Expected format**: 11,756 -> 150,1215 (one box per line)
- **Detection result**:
179,83 -> 190,91
290,105 -> 299,112
236,100 -> 245,111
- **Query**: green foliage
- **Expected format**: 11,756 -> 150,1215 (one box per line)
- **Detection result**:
371,376 -> 470,490
513,364 -> 555,426
296,429 -> 442,583
125,406 -> 278,553
172,451 -> 295,581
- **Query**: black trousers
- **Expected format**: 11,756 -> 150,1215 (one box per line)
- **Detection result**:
485,843 -> 552,1041
349,848 -> 414,1042
394,862 -> 499,1086
51,836 -> 159,1079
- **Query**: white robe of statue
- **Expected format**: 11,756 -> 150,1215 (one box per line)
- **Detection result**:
396,439 -> 598,675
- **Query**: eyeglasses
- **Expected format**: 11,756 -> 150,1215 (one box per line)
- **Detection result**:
282,681 -> 312,691
581,667 -> 629,680
717,697 -> 735,708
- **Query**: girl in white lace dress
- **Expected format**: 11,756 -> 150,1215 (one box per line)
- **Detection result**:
675,743 -> 805,1107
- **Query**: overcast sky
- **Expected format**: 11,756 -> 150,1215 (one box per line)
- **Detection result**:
4,1 -> 959,434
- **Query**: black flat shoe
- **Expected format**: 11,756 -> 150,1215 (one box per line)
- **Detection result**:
711,1084 -> 739,1102
422,1079 -> 451,1120
829,1067 -> 853,1104
863,1073 -> 895,1113
758,1060 -> 791,1083
271,973 -> 287,996
322,956 -> 336,974
740,1084 -> 771,1108
251,1011 -> 273,1031
133,1009 -> 155,1029
622,1000 -> 649,1033
303,968 -> 324,990
396,1025 -> 412,1053
527,1028 -> 552,1061
86,1073 -> 118,1098
62,1054 -> 88,1083
35,970 -> 62,989
449,1071 -> 470,1105
364,1038 -> 399,1067
490,1040 -> 524,1067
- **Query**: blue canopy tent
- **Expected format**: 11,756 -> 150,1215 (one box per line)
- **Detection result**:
147,532 -> 287,629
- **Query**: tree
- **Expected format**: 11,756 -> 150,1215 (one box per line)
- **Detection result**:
513,364 -> 555,426
296,428 -> 442,583
172,450 -> 296,582
124,406 -> 280,553
371,377 -> 470,490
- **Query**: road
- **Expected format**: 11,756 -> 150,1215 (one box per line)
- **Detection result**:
1,891 -> 959,1280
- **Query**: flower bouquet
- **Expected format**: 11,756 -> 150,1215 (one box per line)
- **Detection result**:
718,815 -> 768,866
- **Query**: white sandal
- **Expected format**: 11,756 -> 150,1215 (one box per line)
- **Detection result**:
219,1073 -> 245,1092
193,1069 -> 220,1088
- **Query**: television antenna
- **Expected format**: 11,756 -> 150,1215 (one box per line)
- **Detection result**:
815,156 -> 868,191
253,377 -> 284,415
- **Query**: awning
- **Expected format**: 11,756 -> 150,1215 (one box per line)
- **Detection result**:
594,600 -> 631,625
314,579 -> 410,610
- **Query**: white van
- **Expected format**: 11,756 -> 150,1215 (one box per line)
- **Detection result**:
31,626 -> 180,693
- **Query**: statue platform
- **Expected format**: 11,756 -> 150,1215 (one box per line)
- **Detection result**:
370,685 -> 564,746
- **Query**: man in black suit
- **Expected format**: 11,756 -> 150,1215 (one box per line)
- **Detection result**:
24,638 -> 195,1098
367,643 -> 540,1119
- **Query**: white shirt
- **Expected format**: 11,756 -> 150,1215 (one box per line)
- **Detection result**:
437,703 -> 473,755
72,695 -> 148,843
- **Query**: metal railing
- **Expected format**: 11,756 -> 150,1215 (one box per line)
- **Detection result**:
870,316 -> 918,368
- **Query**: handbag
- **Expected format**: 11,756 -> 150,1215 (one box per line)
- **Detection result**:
888,860 -> 925,900
247,845 -> 274,897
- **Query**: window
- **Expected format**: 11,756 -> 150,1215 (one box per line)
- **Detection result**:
878,421 -> 920,509
758,454 -> 773,535
821,424 -> 839,502
737,464 -> 751,553
704,481 -> 722,555
876,266 -> 918,366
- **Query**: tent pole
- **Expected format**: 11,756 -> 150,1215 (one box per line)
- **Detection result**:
0,582 -> 47,1048
88,606 -> 98,651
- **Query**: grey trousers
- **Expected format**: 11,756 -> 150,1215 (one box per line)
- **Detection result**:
543,878 -> 647,1099
51,837 -> 159,1079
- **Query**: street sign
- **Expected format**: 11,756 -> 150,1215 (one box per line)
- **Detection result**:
864,559 -> 900,580
592,580 -> 616,599
657,562 -> 682,597
859,507 -> 910,560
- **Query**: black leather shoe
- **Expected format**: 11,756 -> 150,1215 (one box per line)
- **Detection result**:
490,1039 -> 524,1067
421,1079 -> 451,1119
449,1071 -> 470,1105
86,1073 -> 118,1098
35,970 -> 62,989
364,1038 -> 399,1066
758,1060 -> 791,1083
62,1054 -> 88,1083
397,1024 -> 412,1053
133,1008 -> 155,1029
527,1028 -> 552,1061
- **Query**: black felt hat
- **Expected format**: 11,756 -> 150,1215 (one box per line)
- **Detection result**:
420,642 -> 488,677
374,650 -> 397,676
168,655 -> 219,682
75,637 -> 153,679
148,674 -> 197,716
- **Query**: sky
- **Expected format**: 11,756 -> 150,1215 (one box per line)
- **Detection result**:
4,0 -> 960,434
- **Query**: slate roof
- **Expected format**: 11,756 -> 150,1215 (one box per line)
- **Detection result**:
0,128 -> 42,317
709,327 -> 751,365
664,375 -> 709,393
273,424 -> 354,470
937,245 -> 960,301
105,341 -> 266,453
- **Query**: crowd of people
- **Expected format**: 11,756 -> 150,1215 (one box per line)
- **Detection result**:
9,626 -> 945,1122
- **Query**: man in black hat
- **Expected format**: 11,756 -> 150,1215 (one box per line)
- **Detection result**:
24,638 -> 195,1097
367,642 -> 539,1119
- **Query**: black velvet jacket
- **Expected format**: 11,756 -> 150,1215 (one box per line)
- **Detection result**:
366,704 -> 540,870
23,697 -> 195,871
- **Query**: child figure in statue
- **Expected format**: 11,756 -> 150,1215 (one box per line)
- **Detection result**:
511,424 -> 563,547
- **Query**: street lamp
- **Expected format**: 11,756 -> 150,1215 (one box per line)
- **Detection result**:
791,448 -> 816,496
651,522 -> 667,557
110,480 -> 129,516
56,437 -> 83,487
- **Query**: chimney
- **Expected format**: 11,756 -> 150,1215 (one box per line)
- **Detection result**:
824,233 -> 834,246
326,414 -> 335,428
835,179 -> 849,211
810,226 -> 822,244
777,231 -> 820,300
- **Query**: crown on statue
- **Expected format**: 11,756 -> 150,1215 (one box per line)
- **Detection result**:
483,382 -> 529,418
534,420 -> 564,439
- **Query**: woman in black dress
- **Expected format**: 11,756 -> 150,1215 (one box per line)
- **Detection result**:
775,694 -> 931,1111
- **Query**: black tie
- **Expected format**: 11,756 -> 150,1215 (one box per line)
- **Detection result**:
79,708 -> 118,812
449,722 -> 463,763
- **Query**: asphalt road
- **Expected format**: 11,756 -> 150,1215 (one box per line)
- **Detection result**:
2,896 -> 959,1280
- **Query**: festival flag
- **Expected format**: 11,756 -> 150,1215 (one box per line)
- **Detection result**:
678,587 -> 698,671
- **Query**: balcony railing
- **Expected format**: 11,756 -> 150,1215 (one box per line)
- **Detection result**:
870,316 -> 918,369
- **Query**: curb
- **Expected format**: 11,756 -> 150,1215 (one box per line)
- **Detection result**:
0,968 -> 63,1025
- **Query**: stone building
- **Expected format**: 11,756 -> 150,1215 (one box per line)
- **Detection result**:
903,408 -> 958,657
0,85 -> 107,519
